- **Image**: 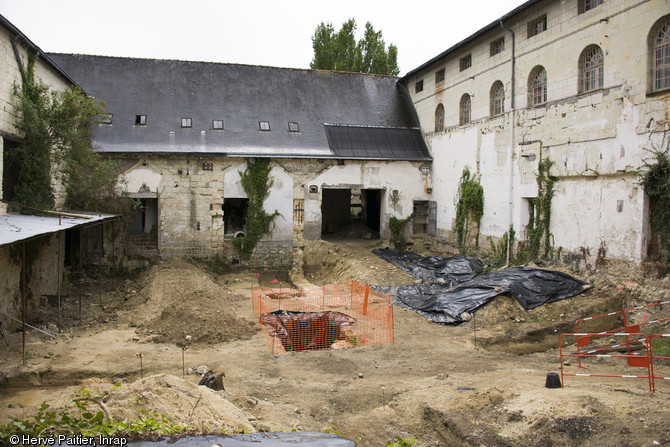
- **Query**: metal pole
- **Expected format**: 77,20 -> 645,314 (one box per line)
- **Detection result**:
99,224 -> 103,305
112,221 -> 116,290
79,230 -> 83,322
57,232 -> 62,333
22,243 -> 26,366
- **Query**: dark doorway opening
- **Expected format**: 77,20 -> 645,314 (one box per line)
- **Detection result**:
129,198 -> 158,251
223,198 -> 248,237
321,188 -> 381,240
2,139 -> 21,202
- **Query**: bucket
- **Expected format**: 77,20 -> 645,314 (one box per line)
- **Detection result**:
545,372 -> 562,388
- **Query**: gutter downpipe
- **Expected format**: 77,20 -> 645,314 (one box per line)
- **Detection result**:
500,20 -> 515,267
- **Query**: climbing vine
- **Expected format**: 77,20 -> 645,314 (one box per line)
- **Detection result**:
389,214 -> 413,249
454,167 -> 484,254
10,51 -> 128,216
233,158 -> 281,259
639,131 -> 670,267
515,156 -> 558,263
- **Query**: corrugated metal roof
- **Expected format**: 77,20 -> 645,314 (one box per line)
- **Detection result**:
48,54 -> 429,161
0,213 -> 117,247
324,124 -> 430,160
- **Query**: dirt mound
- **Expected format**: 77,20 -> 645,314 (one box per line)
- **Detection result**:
124,259 -> 259,345
105,374 -> 254,433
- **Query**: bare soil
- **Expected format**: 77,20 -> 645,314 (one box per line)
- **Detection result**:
1,239 -> 670,446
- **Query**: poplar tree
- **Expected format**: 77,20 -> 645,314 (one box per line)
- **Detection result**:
310,18 -> 400,76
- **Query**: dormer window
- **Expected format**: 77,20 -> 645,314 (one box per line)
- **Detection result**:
181,118 -> 192,128
259,121 -> 271,131
135,115 -> 147,125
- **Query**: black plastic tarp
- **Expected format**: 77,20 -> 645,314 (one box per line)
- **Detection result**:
371,248 -> 485,285
260,310 -> 356,351
373,250 -> 591,324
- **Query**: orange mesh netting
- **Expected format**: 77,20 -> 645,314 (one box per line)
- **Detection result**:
252,280 -> 393,353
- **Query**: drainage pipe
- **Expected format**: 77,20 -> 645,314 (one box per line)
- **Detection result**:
500,20 -> 516,266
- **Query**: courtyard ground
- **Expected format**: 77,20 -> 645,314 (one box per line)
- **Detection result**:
0,239 -> 669,446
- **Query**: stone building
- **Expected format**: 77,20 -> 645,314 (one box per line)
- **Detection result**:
400,0 -> 669,264
0,14 -> 116,329
49,54 -> 432,264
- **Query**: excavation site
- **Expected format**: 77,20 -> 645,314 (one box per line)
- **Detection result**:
0,240 -> 669,447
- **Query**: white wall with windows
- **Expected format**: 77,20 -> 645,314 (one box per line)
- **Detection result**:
405,0 -> 670,263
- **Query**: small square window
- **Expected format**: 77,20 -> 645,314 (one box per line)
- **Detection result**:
101,113 -> 113,125
202,162 -> 213,171
135,115 -> 147,125
490,37 -> 505,56
288,122 -> 299,132
181,118 -> 192,128
435,68 -> 445,84
212,120 -> 224,130
460,54 -> 472,71
527,15 -> 547,38
259,121 -> 271,131
415,80 -> 424,93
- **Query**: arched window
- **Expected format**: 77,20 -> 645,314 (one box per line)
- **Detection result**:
528,66 -> 547,106
650,16 -> 670,92
490,81 -> 505,116
459,94 -> 471,125
434,103 -> 445,133
578,45 -> 604,93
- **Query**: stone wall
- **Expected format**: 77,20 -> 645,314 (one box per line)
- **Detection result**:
405,0 -> 669,263
118,155 -> 430,265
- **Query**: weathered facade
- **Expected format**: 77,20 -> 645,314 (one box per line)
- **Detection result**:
50,55 -> 432,263
401,0 -> 670,263
0,14 -> 118,328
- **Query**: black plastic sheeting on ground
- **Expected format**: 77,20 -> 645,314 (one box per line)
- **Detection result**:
260,310 -> 356,351
372,248 -> 485,285
372,249 -> 591,325
126,432 -> 355,446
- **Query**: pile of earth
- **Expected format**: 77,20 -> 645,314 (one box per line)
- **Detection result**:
89,374 -> 255,433
122,259 -> 258,345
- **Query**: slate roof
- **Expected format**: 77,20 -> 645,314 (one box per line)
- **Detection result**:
49,54 -> 431,161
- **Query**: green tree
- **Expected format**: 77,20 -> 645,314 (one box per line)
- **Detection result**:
310,18 -> 400,75
11,52 -> 129,215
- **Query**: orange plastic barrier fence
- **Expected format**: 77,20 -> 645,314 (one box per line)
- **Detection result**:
251,280 -> 393,354
649,334 -> 670,393
560,332 -> 653,392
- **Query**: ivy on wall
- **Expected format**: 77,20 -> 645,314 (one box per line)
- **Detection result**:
233,158 -> 281,259
454,166 -> 484,254
11,52 -> 129,216
389,214 -> 413,249
639,132 -> 670,267
518,156 -> 558,262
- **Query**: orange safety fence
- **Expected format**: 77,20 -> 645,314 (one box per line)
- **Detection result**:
649,334 -> 670,393
560,332 -> 653,392
251,280 -> 393,354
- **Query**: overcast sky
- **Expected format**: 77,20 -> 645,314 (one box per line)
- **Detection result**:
1,0 -> 526,76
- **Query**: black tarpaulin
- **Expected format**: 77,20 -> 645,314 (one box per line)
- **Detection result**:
372,248 -> 485,286
373,250 -> 591,324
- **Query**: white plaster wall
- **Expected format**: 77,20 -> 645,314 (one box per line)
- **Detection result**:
430,128 -> 479,240
312,161 -> 428,219
265,166 -> 293,241
408,0 -> 669,262
221,160 -> 293,241
123,167 -> 163,194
